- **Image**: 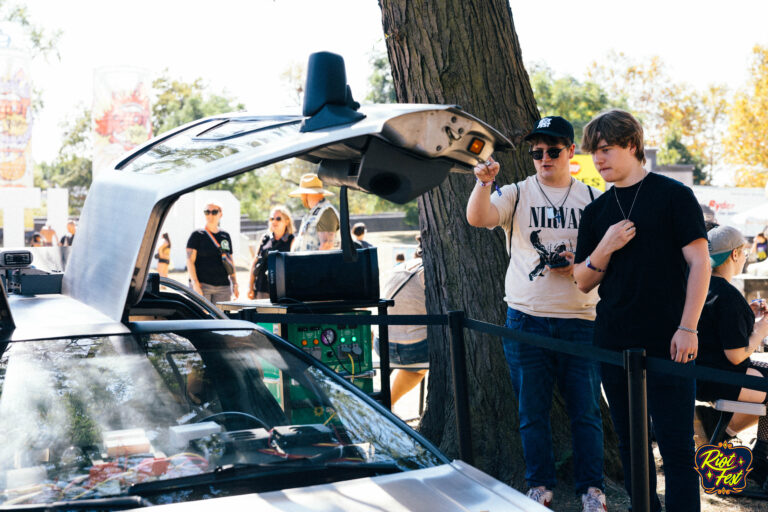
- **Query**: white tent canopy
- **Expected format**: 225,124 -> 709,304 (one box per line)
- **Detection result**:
732,202 -> 768,230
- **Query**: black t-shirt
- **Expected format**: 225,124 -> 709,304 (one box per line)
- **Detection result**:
186,229 -> 234,286
574,172 -> 707,357
697,276 -> 754,371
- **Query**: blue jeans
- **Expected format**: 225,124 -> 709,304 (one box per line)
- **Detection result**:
602,363 -> 700,512
502,307 -> 604,494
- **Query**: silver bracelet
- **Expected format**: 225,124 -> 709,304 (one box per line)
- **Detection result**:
677,325 -> 698,335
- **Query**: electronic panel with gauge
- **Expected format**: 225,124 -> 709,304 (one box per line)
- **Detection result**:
286,312 -> 373,394
218,301 -> 377,424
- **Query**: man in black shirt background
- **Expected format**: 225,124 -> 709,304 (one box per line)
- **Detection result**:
574,109 -> 710,512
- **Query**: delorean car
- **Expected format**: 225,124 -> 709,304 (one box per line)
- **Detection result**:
0,53 -> 543,511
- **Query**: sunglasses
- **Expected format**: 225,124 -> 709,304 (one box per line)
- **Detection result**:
270,216 -> 283,221
203,209 -> 220,215
529,147 -> 566,160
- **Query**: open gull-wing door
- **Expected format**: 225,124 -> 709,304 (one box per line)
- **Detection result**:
63,52 -> 512,321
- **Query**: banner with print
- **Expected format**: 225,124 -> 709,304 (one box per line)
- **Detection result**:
0,48 -> 33,188
92,67 -> 152,177
569,154 -> 605,191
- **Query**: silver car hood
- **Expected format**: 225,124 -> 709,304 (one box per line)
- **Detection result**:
132,461 -> 543,512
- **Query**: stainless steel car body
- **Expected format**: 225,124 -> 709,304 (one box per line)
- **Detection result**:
141,461 -> 536,512
64,105 -> 509,322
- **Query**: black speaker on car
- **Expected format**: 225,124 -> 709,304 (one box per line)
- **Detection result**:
268,248 -> 379,303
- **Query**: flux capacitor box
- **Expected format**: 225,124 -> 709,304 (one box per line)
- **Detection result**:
223,300 -> 376,396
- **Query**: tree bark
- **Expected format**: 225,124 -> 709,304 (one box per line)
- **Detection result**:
379,0 -> 621,487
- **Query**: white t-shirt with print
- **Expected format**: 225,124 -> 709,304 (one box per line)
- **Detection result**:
491,175 -> 601,320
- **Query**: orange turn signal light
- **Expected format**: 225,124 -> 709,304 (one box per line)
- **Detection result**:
468,138 -> 485,155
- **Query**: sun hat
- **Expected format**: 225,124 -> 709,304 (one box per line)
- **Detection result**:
288,173 -> 335,197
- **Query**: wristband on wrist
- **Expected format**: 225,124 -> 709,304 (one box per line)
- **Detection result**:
677,325 -> 698,335
585,255 -> 604,273
475,177 -> 502,196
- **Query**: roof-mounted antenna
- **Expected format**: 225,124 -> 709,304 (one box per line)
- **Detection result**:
300,51 -> 365,132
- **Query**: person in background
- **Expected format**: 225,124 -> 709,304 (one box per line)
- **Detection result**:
696,225 -> 768,483
39,224 -> 57,247
186,202 -> 239,304
394,253 -> 406,265
30,232 -> 43,247
752,232 -> 767,262
155,233 -> 171,278
352,222 -> 373,248
574,109 -> 709,512
376,238 -> 428,405
289,174 -> 339,252
248,206 -> 295,300
468,115 -> 605,510
60,220 -> 76,247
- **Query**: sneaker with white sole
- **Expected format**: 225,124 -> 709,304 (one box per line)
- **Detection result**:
525,486 -> 553,508
581,487 -> 607,512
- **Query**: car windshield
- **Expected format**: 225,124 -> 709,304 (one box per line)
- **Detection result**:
0,328 -> 442,506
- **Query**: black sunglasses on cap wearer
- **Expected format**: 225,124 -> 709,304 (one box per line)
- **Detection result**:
529,147 -> 566,160
203,209 -> 220,215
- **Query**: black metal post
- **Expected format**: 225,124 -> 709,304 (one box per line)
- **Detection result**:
625,348 -> 650,512
448,310 -> 473,465
378,301 -> 391,410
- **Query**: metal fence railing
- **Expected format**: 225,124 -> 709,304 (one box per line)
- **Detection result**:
239,309 -> 768,512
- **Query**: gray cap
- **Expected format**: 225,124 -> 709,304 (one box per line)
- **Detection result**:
708,225 -> 745,267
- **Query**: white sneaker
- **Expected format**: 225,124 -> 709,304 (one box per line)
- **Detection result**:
581,487 -> 607,512
525,486 -> 553,508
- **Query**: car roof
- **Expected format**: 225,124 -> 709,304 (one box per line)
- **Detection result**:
61,104 -> 511,321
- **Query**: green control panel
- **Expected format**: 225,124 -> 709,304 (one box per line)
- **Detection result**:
286,311 -> 373,394
255,312 -> 374,425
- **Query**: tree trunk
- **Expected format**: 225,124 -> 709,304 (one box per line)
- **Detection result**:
379,0 -> 621,487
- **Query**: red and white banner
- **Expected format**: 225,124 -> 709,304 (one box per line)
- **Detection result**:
92,67 -> 152,177
0,48 -> 33,188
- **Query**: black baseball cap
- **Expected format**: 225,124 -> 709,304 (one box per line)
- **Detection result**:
524,116 -> 574,144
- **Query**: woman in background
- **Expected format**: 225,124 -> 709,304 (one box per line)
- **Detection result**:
155,233 -> 171,278
248,206 -> 295,300
752,232 -> 767,262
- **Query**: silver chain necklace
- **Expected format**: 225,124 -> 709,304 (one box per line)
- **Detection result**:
614,172 -> 648,221
535,176 -> 574,221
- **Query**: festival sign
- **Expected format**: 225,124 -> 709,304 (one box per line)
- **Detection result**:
569,154 -> 605,191
0,48 -> 32,188
695,441 -> 753,495
92,67 -> 152,177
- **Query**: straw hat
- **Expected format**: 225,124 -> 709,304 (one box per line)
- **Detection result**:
288,173 -> 335,197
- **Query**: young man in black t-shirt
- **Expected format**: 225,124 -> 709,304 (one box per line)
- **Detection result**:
574,110 -> 710,512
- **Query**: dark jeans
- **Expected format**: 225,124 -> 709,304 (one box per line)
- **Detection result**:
502,307 -> 604,494
602,363 -> 700,512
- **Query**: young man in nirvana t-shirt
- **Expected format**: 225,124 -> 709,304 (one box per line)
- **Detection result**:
574,109 -> 709,512
467,116 -> 606,511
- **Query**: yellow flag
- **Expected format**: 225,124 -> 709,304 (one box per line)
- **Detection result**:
569,154 -> 605,191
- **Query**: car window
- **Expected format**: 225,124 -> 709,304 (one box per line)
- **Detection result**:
118,119 -> 302,175
0,329 -> 442,506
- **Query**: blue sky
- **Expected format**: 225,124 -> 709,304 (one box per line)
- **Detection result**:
19,0 -> 768,163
